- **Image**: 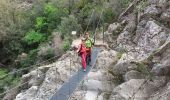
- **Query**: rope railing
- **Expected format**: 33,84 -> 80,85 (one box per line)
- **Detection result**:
0,69 -> 47,96
84,9 -> 95,34
0,54 -> 78,98
0,55 -> 60,79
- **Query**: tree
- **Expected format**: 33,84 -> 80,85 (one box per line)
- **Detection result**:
58,15 -> 82,39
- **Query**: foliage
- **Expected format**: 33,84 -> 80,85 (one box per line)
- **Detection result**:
35,17 -> 47,31
37,43 -> 55,60
58,15 -> 82,38
62,39 -> 71,52
23,30 -> 46,45
0,68 -> 8,79
0,68 -> 20,98
135,1 -> 147,12
103,8 -> 118,24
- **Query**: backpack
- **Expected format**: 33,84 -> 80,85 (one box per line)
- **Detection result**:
86,38 -> 94,48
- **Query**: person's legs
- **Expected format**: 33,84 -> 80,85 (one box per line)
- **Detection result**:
86,48 -> 91,65
88,48 -> 92,65
81,52 -> 87,70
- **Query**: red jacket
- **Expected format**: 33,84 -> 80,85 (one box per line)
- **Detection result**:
77,43 -> 86,53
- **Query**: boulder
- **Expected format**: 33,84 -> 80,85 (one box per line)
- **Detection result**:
134,20 -> 168,52
108,23 -> 121,33
148,81 -> 170,100
112,53 -> 137,75
15,86 -> 38,100
151,38 -> 170,76
83,80 -> 102,91
124,70 -> 146,81
161,8 -> 170,22
96,50 -> 117,70
109,77 -> 167,100
143,5 -> 161,18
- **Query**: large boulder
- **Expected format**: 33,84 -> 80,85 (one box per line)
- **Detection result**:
112,53 -> 137,75
151,38 -> 170,76
134,20 -> 169,52
95,50 -> 117,70
108,22 -> 121,33
124,70 -> 146,81
143,5 -> 161,18
109,77 -> 167,100
161,8 -> 170,22
148,81 -> 170,100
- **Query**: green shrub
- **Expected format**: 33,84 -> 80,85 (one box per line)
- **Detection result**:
35,17 -> 47,31
44,3 -> 56,14
136,62 -> 150,75
62,39 -> 71,52
58,15 -> 82,38
37,43 -> 55,60
0,68 -> 8,79
103,8 -> 118,24
19,49 -> 38,68
23,30 -> 46,45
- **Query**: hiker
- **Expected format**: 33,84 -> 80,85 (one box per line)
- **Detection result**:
85,32 -> 94,65
76,38 -> 87,72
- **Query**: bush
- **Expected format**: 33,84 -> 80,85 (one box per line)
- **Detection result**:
103,8 -> 118,24
35,17 -> 47,31
19,49 -> 38,68
58,15 -> 82,39
23,30 -> 46,45
0,68 -> 8,79
62,39 -> 71,52
37,43 -> 55,60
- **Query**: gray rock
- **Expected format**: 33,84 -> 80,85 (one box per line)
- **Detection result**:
123,14 -> 137,34
96,50 -> 117,70
109,77 -> 167,100
83,80 -> 102,91
108,22 -> 121,33
148,81 -> 170,100
124,70 -> 146,81
134,20 -> 168,52
15,86 -> 38,100
151,38 -> 170,76
143,5 -> 161,18
161,8 -> 170,22
117,31 -> 132,45
112,53 -> 137,75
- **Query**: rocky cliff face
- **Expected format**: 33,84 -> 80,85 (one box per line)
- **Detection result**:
106,0 -> 170,99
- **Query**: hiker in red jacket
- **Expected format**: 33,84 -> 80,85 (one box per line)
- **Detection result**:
76,38 -> 87,72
